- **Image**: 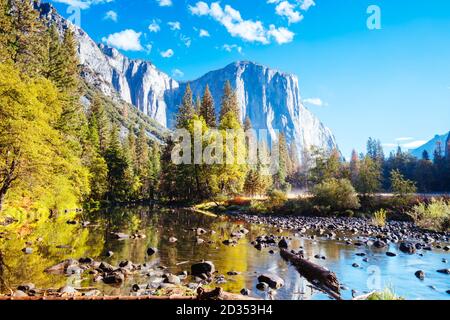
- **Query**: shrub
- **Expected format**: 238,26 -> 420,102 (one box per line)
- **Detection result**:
266,190 -> 288,209
367,288 -> 403,301
372,209 -> 387,227
409,198 -> 450,232
312,178 -> 360,213
227,197 -> 252,207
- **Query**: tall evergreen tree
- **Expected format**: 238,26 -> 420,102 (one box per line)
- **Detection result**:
176,84 -> 194,128
10,0 -> 46,76
219,81 -> 240,122
200,85 -> 216,127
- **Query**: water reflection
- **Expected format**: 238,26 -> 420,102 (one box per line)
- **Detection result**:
0,206 -> 449,300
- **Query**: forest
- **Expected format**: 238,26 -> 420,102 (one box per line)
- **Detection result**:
1,0 -> 450,221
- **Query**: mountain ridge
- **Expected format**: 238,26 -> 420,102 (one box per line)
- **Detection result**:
36,1 -> 338,163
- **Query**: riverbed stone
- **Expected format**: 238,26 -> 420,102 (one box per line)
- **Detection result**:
256,282 -> 269,291
163,274 -> 181,285
103,272 -> 125,284
12,290 -> 28,297
386,252 -> 397,257
191,261 -> 215,277
278,238 -> 289,249
415,270 -> 425,280
437,269 -> 450,275
240,288 -> 250,296
147,247 -> 157,256
257,273 -> 284,289
399,242 -> 416,254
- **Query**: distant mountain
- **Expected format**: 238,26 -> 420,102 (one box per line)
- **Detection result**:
410,132 -> 450,159
36,1 -> 338,162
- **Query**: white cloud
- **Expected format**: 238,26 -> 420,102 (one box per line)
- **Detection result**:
145,44 -> 153,53
102,29 -> 143,51
222,44 -> 242,54
267,25 -> 295,44
189,2 -> 294,45
168,21 -> 181,31
382,139 -> 428,150
275,1 -> 303,24
180,35 -> 191,47
199,29 -> 210,37
149,20 -> 161,33
155,0 -> 172,7
160,49 -> 174,58
303,98 -> 327,107
172,69 -> 184,78
104,10 -> 118,22
298,0 -> 316,11
52,0 -> 113,10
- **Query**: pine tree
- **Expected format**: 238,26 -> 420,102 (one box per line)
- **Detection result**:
44,24 -> 64,85
59,27 -> 80,93
10,0 -> 46,76
219,81 -> 240,122
104,125 -> 129,202
90,95 -> 109,154
176,84 -> 194,128
200,84 -> 216,127
349,149 -> 360,187
273,132 -> 290,191
135,125 -> 150,176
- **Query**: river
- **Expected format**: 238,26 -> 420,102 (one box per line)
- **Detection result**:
0,206 -> 449,300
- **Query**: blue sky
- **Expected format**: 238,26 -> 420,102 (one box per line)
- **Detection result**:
49,0 -> 450,159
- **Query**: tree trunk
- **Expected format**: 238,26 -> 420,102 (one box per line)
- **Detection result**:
0,191 -> 5,212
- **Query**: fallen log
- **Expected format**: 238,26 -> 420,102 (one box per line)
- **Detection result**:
280,249 -> 342,300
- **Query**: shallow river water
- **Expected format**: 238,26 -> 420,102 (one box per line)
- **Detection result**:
1,206 -> 449,300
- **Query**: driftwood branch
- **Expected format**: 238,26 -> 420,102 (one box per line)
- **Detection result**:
280,248 -> 342,300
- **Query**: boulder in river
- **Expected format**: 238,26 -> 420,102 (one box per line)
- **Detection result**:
191,261 -> 215,277
147,247 -> 157,256
256,282 -> 269,291
257,273 -> 284,289
99,262 -> 115,273
278,238 -> 289,249
240,288 -> 250,296
163,274 -> 181,285
399,242 -> 416,254
103,272 -> 125,284
386,252 -> 397,257
415,270 -> 425,280
437,269 -> 450,275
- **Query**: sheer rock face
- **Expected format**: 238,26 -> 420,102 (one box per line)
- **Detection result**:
37,2 -> 338,162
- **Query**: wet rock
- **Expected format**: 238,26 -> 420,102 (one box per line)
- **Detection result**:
66,220 -> 77,225
196,228 -> 207,235
256,282 -> 269,291
17,283 -> 35,292
355,253 -> 366,257
119,260 -> 134,270
45,259 -> 79,274
99,262 -> 115,273
65,264 -> 83,275
268,250 -> 275,255
22,247 -> 33,254
222,239 -> 237,246
437,269 -> 450,275
103,272 -> 125,284
147,247 -> 157,256
191,261 -> 215,277
169,237 -> 178,243
363,258 -> 369,263
415,270 -> 425,280
444,246 -> 450,252
163,274 -> 181,285
79,257 -> 94,264
352,263 -> 360,268
196,238 -> 205,244
106,251 -> 114,257
12,290 -> 28,297
58,286 -> 78,295
240,288 -> 250,296
257,273 -> 284,289
112,232 -> 129,239
227,271 -> 240,276
446,290 -> 450,295
399,242 -> 416,254
254,243 -> 262,251
443,259 -> 448,263
386,252 -> 397,257
373,240 -> 387,248
278,238 -> 289,249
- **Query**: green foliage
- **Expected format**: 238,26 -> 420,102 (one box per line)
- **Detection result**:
312,178 -> 360,213
267,190 -> 288,208
390,169 -> 417,198
367,288 -> 404,301
200,84 -> 216,127
308,147 -> 342,185
409,198 -> 450,232
356,156 -> 382,196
